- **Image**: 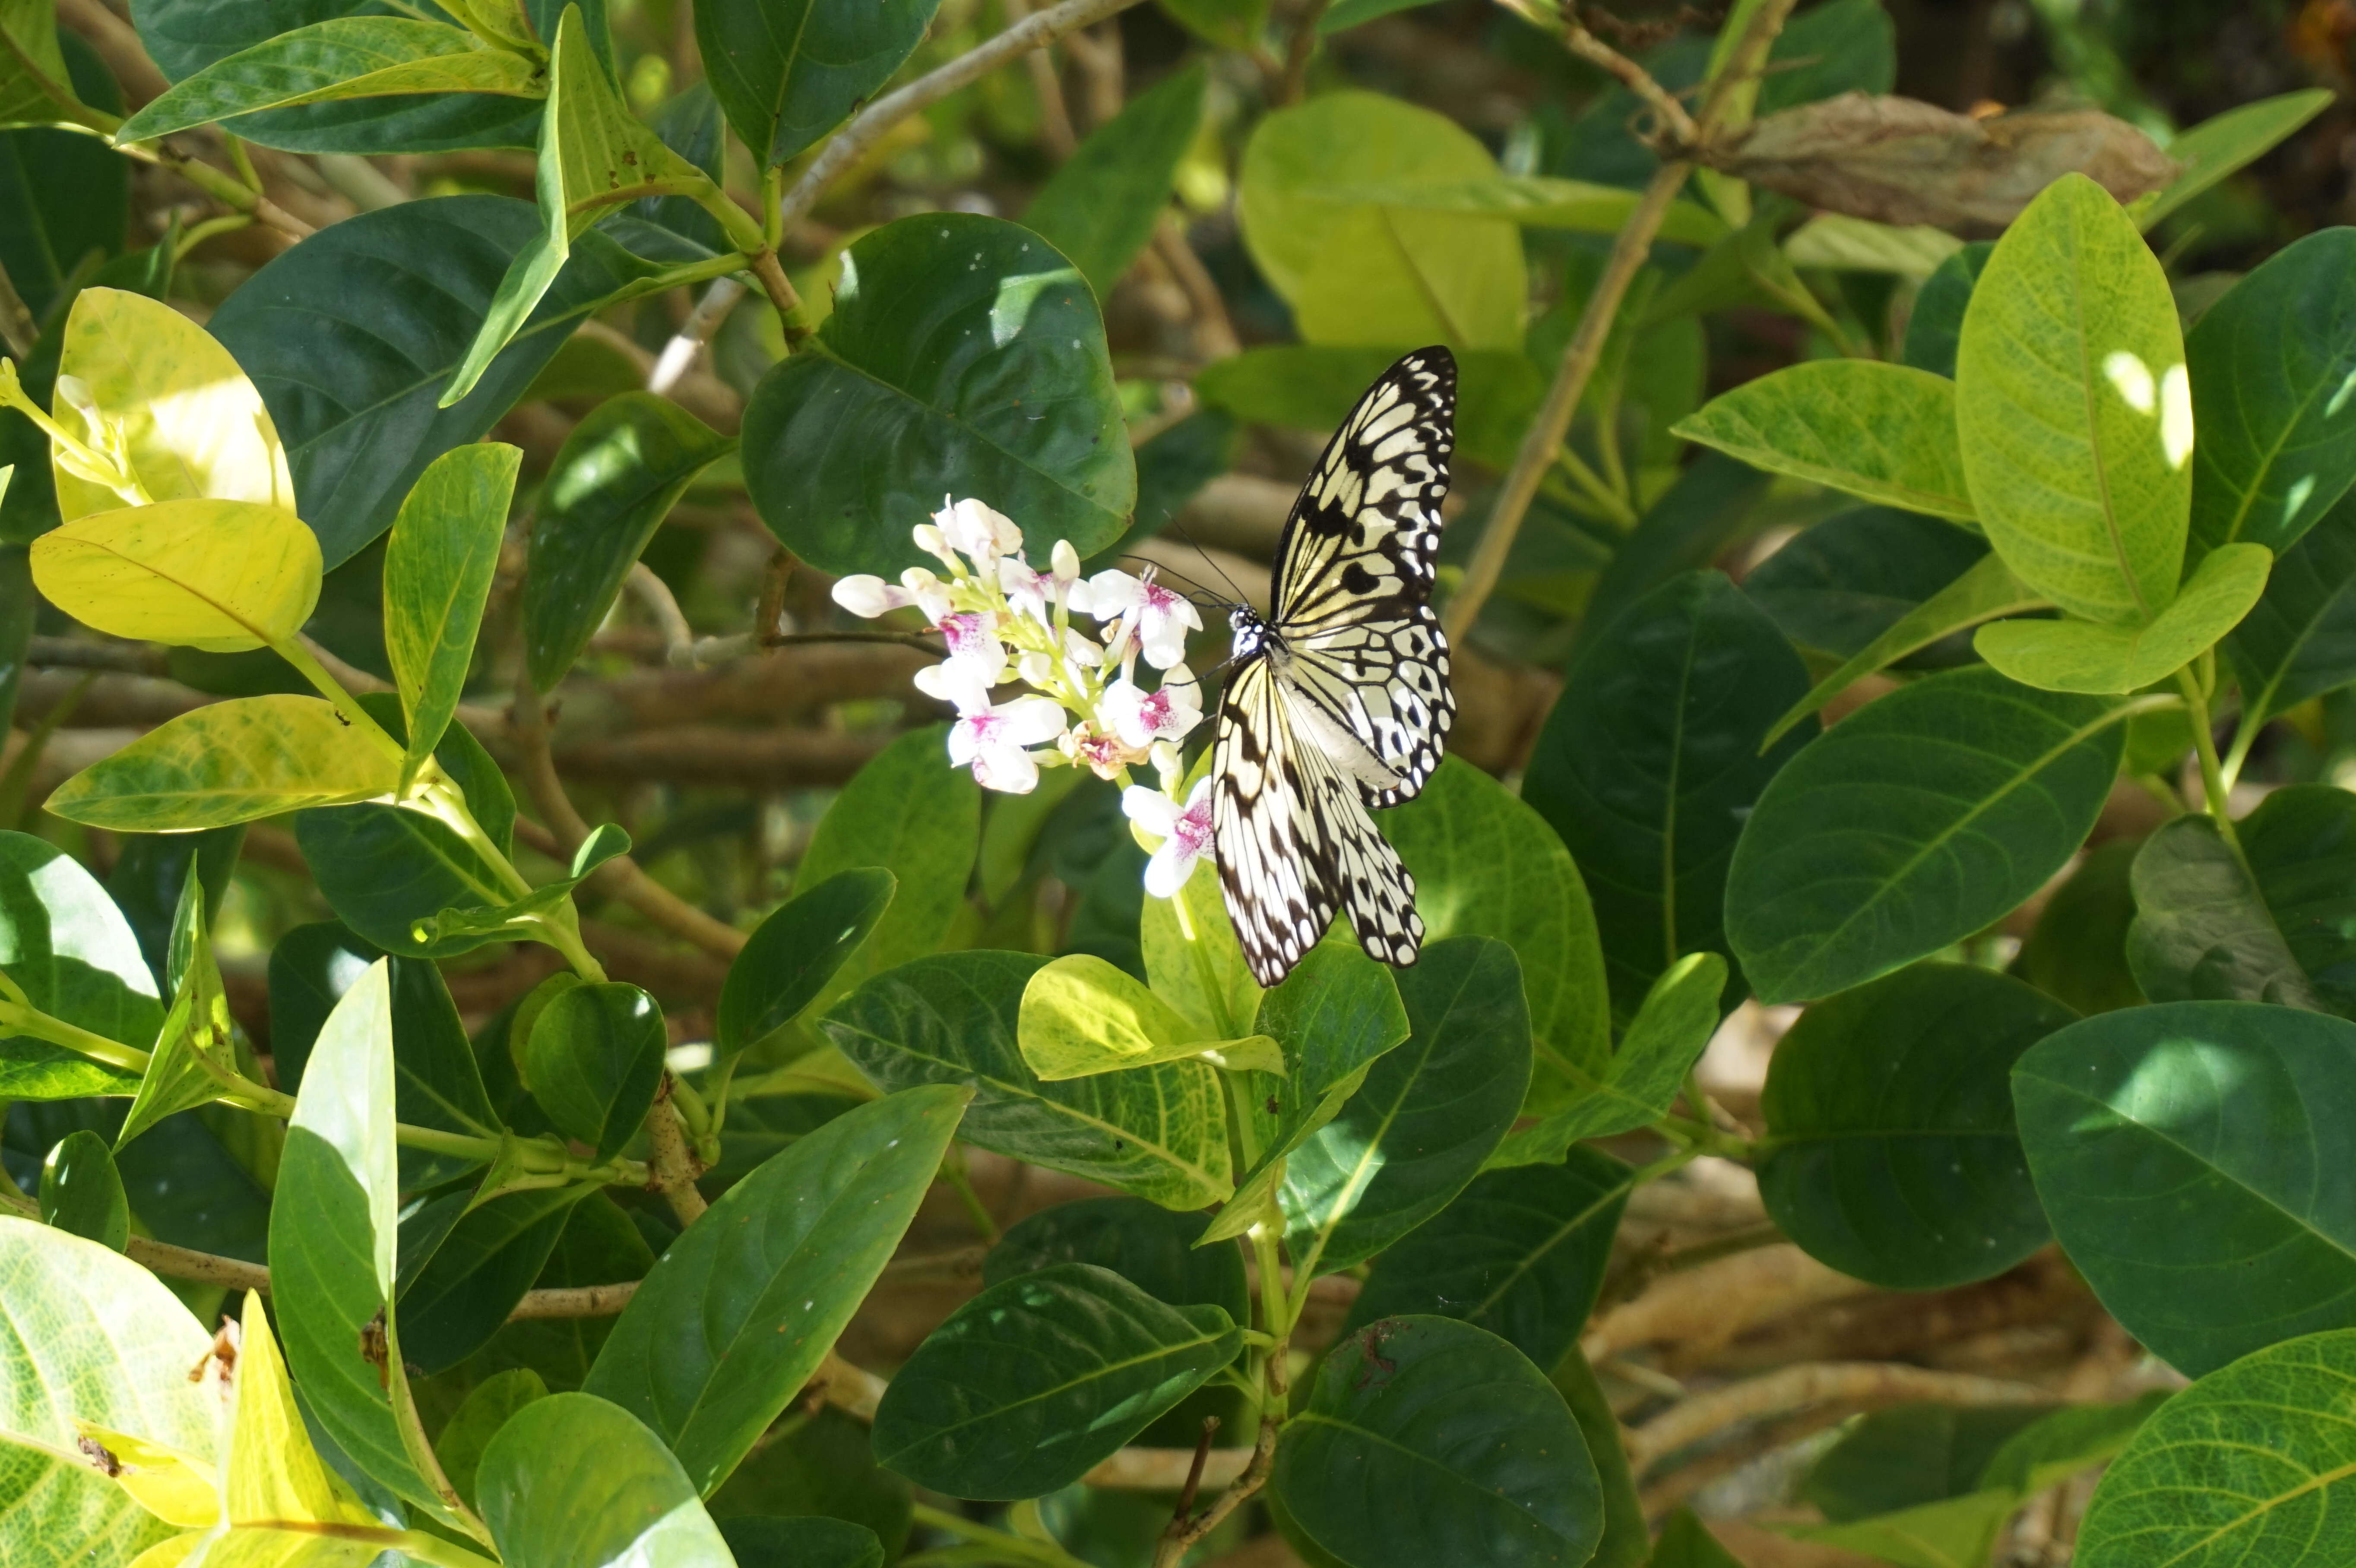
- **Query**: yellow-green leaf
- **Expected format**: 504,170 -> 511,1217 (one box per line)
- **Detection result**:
1019,954 -> 1222,1081
124,1534 -> 204,1568
70,1423 -> 218,1530
0,0 -> 95,130
209,1292 -> 382,1568
1672,360 -> 1975,522
1976,541 -> 2272,694
1140,856 -> 1262,1043
116,877 -> 237,1150
32,499 -> 321,651
51,288 -> 294,522
46,695 -> 400,831
383,443 -> 519,770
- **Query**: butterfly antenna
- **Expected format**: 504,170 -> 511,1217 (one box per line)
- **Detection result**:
1118,556 -> 1226,611
1161,517 -> 1257,608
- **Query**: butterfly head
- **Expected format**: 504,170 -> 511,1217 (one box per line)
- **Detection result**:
1229,603 -> 1267,657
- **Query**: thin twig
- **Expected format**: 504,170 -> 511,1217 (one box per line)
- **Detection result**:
1152,219 -> 1241,360
1278,0 -> 1334,105
1007,0 -> 1081,158
1557,4 -> 1700,147
1625,1362 -> 2048,1475
648,278 -> 745,395
625,563 -> 698,669
775,0 -> 1153,233
645,1076 -> 710,1227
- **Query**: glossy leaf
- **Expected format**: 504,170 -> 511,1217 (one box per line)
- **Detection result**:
212,1291 -> 385,1564
744,214 -> 1132,578
1760,963 -> 2069,1289
1804,1403 -> 2050,1522
2229,493 -> 2356,722
1348,1147 -> 1630,1370
48,286 -> 294,522
824,952 -> 1232,1210
2127,814 -> 2321,1010
1139,798 -> 1263,1041
1672,361 -> 1973,522
384,441 -> 519,768
38,1129 -> 125,1250
1955,174 -> 2191,626
479,1392 -> 737,1568
2242,785 -> 2356,1020
985,1196 -> 1250,1323
715,868 -> 895,1065
1019,952 -> 1229,1081
1526,571 -> 1811,1018
874,1263 -> 1239,1499
1726,668 -> 2131,1003
0,830 -> 163,1083
1491,952 -> 1726,1167
1976,542 -> 2271,693
522,391 -> 732,691
471,1193 -> 654,1394
295,802 -> 516,961
1386,755 -> 1610,1106
526,981 -> 665,1160
1282,937 -> 1531,1277
1274,1316 -> 1600,1568
1024,63 -> 1204,297
584,1084 -> 972,1495
2015,1000 -> 2356,1374
209,195 -> 706,568
697,0 -> 938,167
32,498 -> 321,651
114,876 -> 235,1151
2076,1330 -> 2349,1567
435,1368 -> 548,1512
115,17 -> 543,143
396,1185 -> 587,1374
47,694 -> 400,831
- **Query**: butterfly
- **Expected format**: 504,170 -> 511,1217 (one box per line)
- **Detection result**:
1211,346 -> 1458,989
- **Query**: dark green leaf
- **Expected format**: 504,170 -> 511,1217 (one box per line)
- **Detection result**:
1649,1509 -> 1742,1568
1759,963 -> 2068,1290
714,868 -> 895,1065
1527,570 -> 1812,1018
1552,1347 -> 1647,1568
2076,1329 -> 2356,1568
631,83 -> 728,251
1347,1147 -> 1631,1371
705,1091 -> 862,1187
1804,1404 -> 2052,1523
1726,667 -> 2131,1003
873,1262 -> 1240,1499
386,955 -> 503,1188
1274,1316 -> 1599,1568
210,195 -> 705,568
2128,814 -> 2321,1010
1282,937 -> 1531,1277
696,0 -> 938,166
584,1084 -> 972,1495
2186,228 -> 2356,563
2014,838 -> 2144,1015
525,982 -> 666,1161
1491,952 -> 1726,1167
101,824 -> 241,997
825,952 -> 1232,1211
2229,491 -> 2356,723
1023,64 -> 1205,296
986,1196 -> 1249,1322
2014,1000 -> 2356,1375
720,1516 -> 884,1568
469,1193 -> 656,1392
295,801 -> 515,960
1158,0 -> 1266,51
39,1128 -> 127,1250
266,922 -> 381,1095
1897,241 -> 1991,378
522,392 -> 732,691
398,1185 -> 588,1375
384,441 -> 519,765
2242,785 -> 2356,1020
1976,1392 -> 2169,1496
0,33 -> 124,322
1744,508 -> 1989,661
478,1391 -> 735,1566
706,1407 -> 910,1557
743,213 -> 1134,579
436,1367 -> 548,1512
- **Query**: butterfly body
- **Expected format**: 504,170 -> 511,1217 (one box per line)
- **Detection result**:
1211,347 -> 1458,988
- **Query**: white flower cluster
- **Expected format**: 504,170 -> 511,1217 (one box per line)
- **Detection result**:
833,499 -> 1217,897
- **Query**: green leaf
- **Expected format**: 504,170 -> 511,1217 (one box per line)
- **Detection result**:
38,1129 -> 125,1250
114,18 -> 544,143
584,1084 -> 971,1495
1238,91 -> 1526,351
522,392 -> 732,691
1760,963 -> 2069,1289
1551,1346 -> 1647,1568
294,803 -> 516,961
47,694 -> 400,831
1201,945 -> 1409,1244
470,1192 -> 653,1393
0,0 -> 79,131
115,876 -> 236,1151
2075,1327 -> 2356,1567
2242,785 -> 2356,1020
1777,1492 -> 2016,1568
2127,814 -> 2321,1009
706,1407 -> 908,1556
526,981 -> 665,1160
409,819 -> 628,952
716,868 -> 895,1066
695,0 -> 937,167
384,441 -> 519,768
2229,493 -> 2356,722
210,195 -> 706,568
1300,173 -> 1728,248
1024,64 -> 1204,297
1157,0 -> 1264,48
1490,952 -> 1726,1168
384,954 -> 502,1188
1743,506 -> 1991,660
266,958 -> 453,1521
1977,1392 -> 2169,1496
2184,228 -> 2356,564
1386,755 -> 1610,1106
0,32 -> 123,325
824,952 -> 1232,1211
444,7 -> 733,406
2130,89 -> 2335,231
1525,571 -> 1812,1018
1781,214 -> 1960,276
721,1517 -> 884,1568
2015,1000 -> 2356,1374
1018,952 -> 1235,1081
1956,174 -> 2192,626
1804,1403 -> 2052,1521
873,1262 -> 1240,1499
1672,361 -> 1974,522
2015,838 -> 2144,1015
1192,345 -> 1542,471
1140,816 -> 1262,1042
479,1391 -> 737,1568
1978,540 -> 2271,693
435,1368 -> 547,1512
397,1185 -> 589,1374
1347,1147 -> 1629,1371
0,829 -> 163,1078
1649,1510 -> 1742,1568
744,214 -> 1133,579
1274,1316 -> 1599,1568
0,1217 -> 217,1565
985,1196 -> 1249,1323
1282,937 -> 1530,1277
1726,668 -> 2131,1003
1899,241 -> 1992,378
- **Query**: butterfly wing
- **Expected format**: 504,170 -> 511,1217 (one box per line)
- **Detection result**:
1267,346 -> 1458,807
1214,658 -> 1423,988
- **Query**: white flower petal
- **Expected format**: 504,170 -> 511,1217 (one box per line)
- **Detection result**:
996,694 -> 1070,747
1143,841 -> 1198,898
1123,784 -> 1183,835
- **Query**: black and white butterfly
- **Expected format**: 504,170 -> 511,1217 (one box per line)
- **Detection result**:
1212,346 -> 1457,989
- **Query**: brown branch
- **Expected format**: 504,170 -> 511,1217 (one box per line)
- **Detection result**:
645,1077 -> 710,1228
1006,0 -> 1081,159
1088,1445 -> 1253,1491
1583,1243 -> 1868,1366
1557,4 -> 1700,147
1624,1361 -> 2049,1475
1277,0 -> 1335,105
1153,219 -> 1242,360
550,724 -> 888,792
